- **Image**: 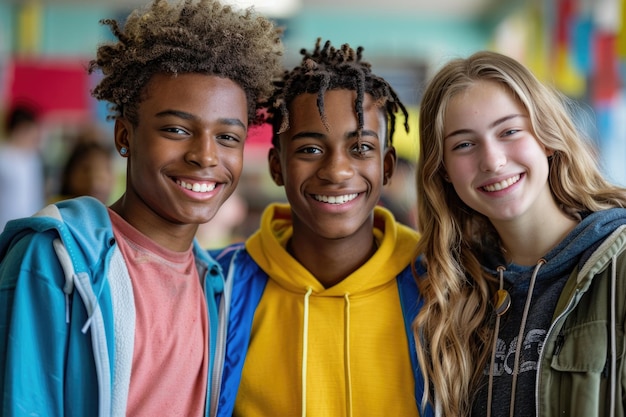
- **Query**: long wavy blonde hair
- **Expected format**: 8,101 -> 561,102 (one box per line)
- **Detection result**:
413,50 -> 626,416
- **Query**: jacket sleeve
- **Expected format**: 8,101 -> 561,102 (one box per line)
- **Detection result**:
0,230 -> 73,416
211,247 -> 269,417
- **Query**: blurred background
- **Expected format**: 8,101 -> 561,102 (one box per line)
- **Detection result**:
1,0 -> 625,245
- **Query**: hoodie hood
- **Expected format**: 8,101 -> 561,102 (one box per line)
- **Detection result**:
245,203 -> 419,295
0,197 -> 114,282
484,208 -> 626,282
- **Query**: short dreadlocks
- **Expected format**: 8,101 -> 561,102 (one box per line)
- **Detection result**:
88,0 -> 284,126
266,38 -> 409,148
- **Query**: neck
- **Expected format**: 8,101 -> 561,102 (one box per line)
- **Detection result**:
495,210 -> 579,266
110,196 -> 198,252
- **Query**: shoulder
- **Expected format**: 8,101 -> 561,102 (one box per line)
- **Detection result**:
0,217 -> 68,290
0,205 -> 65,257
2,197 -> 114,269
54,196 -> 110,223
577,224 -> 626,287
589,224 -> 626,261
209,243 -> 268,286
209,242 -> 246,269
208,242 -> 265,281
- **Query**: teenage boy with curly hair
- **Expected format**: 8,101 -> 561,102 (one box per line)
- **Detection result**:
0,1 -> 283,416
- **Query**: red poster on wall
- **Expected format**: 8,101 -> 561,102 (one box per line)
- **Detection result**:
593,33 -> 619,104
5,57 -> 92,122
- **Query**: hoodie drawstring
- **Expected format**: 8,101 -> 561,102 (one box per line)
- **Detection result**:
487,259 -> 545,417
53,238 -> 75,323
486,266 -> 506,417
344,293 -> 353,417
509,259 -> 544,416
301,287 -> 313,417
300,289 -> 354,417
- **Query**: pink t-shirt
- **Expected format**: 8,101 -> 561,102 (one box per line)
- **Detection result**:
109,209 -> 209,417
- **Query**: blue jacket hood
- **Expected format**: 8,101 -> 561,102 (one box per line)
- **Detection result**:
0,197 -> 115,293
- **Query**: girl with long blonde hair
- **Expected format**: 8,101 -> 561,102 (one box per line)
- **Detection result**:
414,50 -> 626,416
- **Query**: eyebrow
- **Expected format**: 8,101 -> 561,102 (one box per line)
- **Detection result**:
444,114 -> 525,140
290,129 -> 379,141
155,109 -> 246,130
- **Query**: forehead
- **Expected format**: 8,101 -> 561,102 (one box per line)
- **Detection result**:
444,80 -> 525,129
140,72 -> 247,110
286,89 -> 385,132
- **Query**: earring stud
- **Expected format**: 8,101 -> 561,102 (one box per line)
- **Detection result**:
120,147 -> 128,156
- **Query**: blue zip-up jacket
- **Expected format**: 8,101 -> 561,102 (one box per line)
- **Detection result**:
0,197 -> 225,417
210,203 -> 433,417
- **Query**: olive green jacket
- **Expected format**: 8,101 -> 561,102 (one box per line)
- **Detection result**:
538,224 -> 626,416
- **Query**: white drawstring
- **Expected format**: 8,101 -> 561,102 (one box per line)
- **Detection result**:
300,289 -> 354,417
344,293 -> 353,417
301,287 -> 313,417
53,239 -> 75,324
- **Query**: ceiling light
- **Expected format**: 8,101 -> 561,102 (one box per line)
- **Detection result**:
223,0 -> 300,18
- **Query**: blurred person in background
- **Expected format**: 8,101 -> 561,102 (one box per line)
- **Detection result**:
196,189 -> 248,249
0,103 -> 45,230
379,155 -> 417,228
50,140 -> 115,204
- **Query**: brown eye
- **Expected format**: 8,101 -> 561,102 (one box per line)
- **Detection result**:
298,146 -> 322,154
352,142 -> 372,154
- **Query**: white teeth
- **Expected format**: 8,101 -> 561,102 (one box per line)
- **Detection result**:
482,175 -> 521,192
177,180 -> 216,193
314,193 -> 358,204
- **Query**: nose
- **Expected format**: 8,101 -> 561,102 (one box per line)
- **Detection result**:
479,141 -> 506,172
317,149 -> 354,183
185,135 -> 218,168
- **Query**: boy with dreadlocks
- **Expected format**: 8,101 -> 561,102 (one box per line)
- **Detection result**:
0,1 -> 282,416
212,38 -> 431,417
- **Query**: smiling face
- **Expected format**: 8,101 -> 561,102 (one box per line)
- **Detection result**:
113,73 -> 247,247
269,89 -> 395,241
442,80 -> 557,228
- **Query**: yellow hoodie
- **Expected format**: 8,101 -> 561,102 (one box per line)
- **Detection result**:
234,203 -> 421,417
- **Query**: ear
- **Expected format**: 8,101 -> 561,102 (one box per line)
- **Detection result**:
114,118 -> 132,156
382,146 -> 397,185
268,147 -> 284,186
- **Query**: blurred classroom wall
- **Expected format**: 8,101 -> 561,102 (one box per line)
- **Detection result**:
0,0 -> 625,231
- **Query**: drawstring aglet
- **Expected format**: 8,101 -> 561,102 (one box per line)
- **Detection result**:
494,289 -> 511,316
